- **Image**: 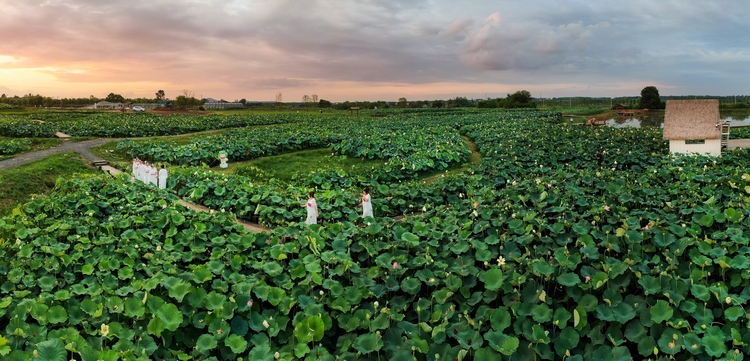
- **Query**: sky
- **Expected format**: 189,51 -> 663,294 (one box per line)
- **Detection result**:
0,0 -> 748,102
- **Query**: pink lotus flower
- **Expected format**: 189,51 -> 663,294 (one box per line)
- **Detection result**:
547,183 -> 552,188
604,205 -> 610,211
644,225 -> 650,230
247,300 -> 253,307
585,275 -> 591,282
392,262 -> 398,269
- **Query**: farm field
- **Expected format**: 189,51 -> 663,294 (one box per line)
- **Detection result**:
1,108 -> 750,360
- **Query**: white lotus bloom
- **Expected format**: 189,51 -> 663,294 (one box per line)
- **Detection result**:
263,320 -> 270,328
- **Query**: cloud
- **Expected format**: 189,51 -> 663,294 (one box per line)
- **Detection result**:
0,0 -> 748,99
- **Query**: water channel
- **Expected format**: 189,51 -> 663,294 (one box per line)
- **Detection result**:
604,110 -> 750,128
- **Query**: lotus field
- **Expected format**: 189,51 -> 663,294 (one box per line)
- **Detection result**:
2,109 -> 750,360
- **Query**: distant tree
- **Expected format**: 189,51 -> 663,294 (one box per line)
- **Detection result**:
431,100 -> 445,108
451,96 -> 472,107
275,92 -> 283,103
155,90 -> 165,101
639,86 -> 661,109
311,94 -> 318,103
318,99 -> 332,108
105,93 -> 125,103
239,99 -> 247,105
504,90 -> 533,108
397,97 -> 408,108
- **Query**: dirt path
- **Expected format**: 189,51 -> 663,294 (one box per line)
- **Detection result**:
0,138 -> 121,170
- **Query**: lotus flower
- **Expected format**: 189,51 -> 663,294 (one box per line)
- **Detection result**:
247,300 -> 253,307
585,275 -> 591,282
604,205 -> 610,211
101,323 -> 110,337
392,262 -> 398,269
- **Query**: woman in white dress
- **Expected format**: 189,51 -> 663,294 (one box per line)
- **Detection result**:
301,192 -> 318,225
149,165 -> 158,186
158,165 -> 168,189
361,187 -> 373,218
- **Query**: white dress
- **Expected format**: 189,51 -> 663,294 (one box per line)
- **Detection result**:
306,198 -> 318,225
362,194 -> 373,218
150,167 -> 158,186
158,169 -> 168,189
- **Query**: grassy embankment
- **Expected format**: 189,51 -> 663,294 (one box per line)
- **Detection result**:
0,153 -> 99,216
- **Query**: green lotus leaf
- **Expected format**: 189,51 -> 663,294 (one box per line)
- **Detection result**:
263,262 -> 283,277
171,212 -> 186,226
81,264 -> 94,275
47,305 -> 68,324
657,328 -> 683,355
400,278 -> 421,295
637,336 -> 657,357
532,262 -> 555,275
490,307 -> 511,331
557,273 -> 580,287
702,326 -> 727,357
682,332 -> 702,355
456,329 -> 482,350
401,232 -> 419,245
195,333 -> 218,354
166,281 -> 193,302
37,275 -> 57,292
230,316 -> 249,336
555,327 -> 580,355
224,334 -> 248,354
650,300 -> 673,324
331,297 -> 351,312
553,308 -> 571,328
725,306 -> 744,321
532,323 -> 550,344
295,316 -> 325,344
355,332 -> 383,354
691,283 -> 710,302
579,294 -> 598,312
531,304 -> 553,323
123,297 -> 145,318
637,275 -> 661,295
30,303 -> 49,323
205,291 -> 227,311
624,320 -> 646,342
156,303 -> 183,331
483,269 -> 504,291
35,338 -> 67,361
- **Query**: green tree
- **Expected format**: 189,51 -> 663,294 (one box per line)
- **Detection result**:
639,86 -> 661,109
105,93 -> 125,102
318,99 -> 332,108
397,97 -> 408,108
155,90 -> 165,101
505,90 -> 534,108
431,100 -> 445,108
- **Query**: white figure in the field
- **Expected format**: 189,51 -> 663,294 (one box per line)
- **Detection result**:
138,161 -> 146,182
219,151 -> 229,169
149,164 -> 158,186
360,187 -> 373,218
301,192 -> 318,225
158,165 -> 168,189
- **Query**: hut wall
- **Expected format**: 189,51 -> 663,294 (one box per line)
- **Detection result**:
669,139 -> 721,156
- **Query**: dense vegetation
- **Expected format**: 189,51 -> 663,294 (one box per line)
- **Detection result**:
1,109 -> 750,360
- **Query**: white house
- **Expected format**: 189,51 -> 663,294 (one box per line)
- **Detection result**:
663,99 -> 723,156
94,101 -> 123,109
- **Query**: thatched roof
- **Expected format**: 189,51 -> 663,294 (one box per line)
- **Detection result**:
663,99 -> 721,140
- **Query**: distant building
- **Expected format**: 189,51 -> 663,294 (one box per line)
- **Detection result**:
94,101 -> 123,109
663,99 -> 724,156
203,101 -> 244,109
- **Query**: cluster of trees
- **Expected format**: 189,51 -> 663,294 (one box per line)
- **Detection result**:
330,97 -> 473,110
477,90 -> 535,109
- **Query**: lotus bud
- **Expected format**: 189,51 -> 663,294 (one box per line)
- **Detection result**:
274,352 -> 280,359
263,320 -> 270,329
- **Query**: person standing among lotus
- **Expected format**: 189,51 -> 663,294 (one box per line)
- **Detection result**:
360,187 -> 373,218
301,191 -> 318,225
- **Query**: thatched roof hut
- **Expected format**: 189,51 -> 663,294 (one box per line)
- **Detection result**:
663,100 -> 721,140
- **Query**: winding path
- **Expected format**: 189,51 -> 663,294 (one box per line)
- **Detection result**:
0,138 -> 120,170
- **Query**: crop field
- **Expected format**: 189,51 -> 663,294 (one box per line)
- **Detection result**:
1,108 -> 750,360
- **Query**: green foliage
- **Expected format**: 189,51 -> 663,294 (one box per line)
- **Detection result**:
639,86 -> 662,109
2,111 -> 750,360
0,138 -> 32,155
